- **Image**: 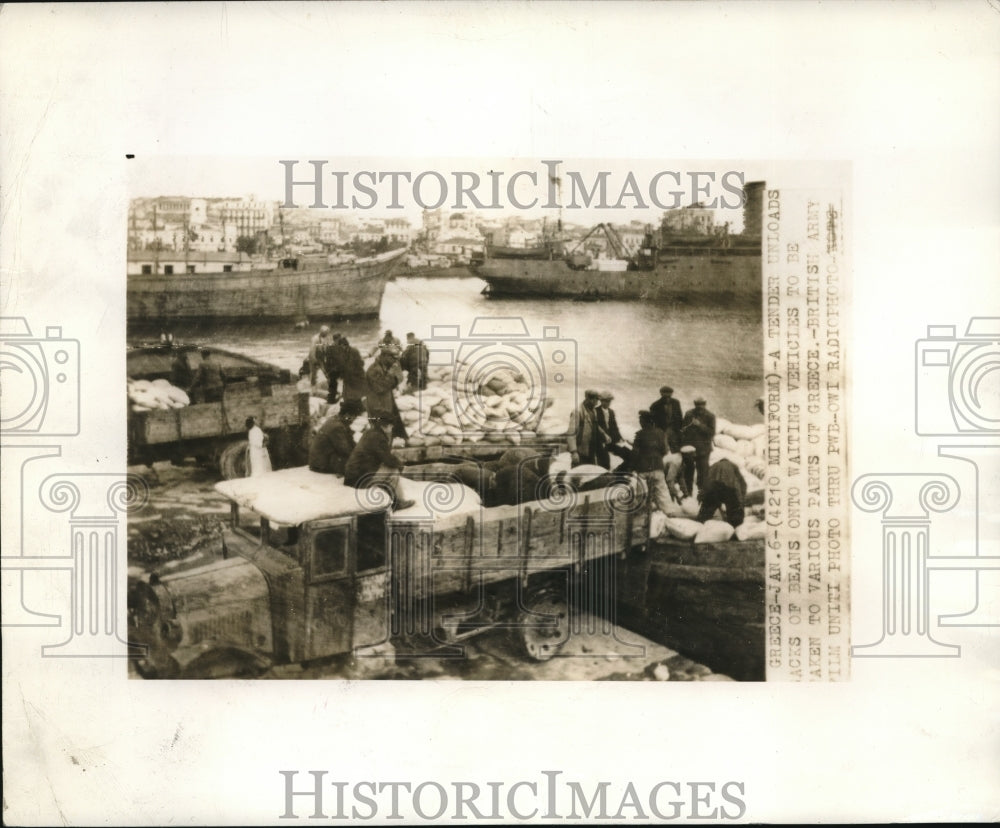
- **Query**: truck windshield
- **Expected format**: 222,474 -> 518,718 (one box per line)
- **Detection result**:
310,528 -> 349,580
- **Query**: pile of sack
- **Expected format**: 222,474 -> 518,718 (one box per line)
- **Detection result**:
128,379 -> 190,412
710,418 -> 767,479
651,415 -> 769,544
394,363 -> 568,449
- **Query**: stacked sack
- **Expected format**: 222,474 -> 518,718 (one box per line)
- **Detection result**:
656,415 -> 769,544
709,418 -> 767,488
128,378 -> 190,412
394,362 -> 568,449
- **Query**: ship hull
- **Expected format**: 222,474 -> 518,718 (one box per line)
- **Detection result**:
127,250 -> 404,323
475,253 -> 761,302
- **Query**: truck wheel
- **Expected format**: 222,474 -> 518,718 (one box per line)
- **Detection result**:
515,596 -> 569,662
219,440 -> 248,480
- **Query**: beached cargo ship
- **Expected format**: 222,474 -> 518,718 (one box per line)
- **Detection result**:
473,181 -> 764,303
127,248 -> 405,323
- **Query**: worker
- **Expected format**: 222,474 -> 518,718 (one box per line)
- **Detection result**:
337,336 -> 367,409
321,333 -> 346,404
629,410 -> 675,516
170,350 -> 193,389
365,346 -> 407,440
344,416 -> 414,510
308,325 -> 333,386
567,389 -> 602,467
680,396 -> 716,492
663,448 -> 688,502
309,399 -> 364,475
649,385 -> 683,452
245,417 -> 272,477
696,458 -> 747,528
400,332 -> 430,391
187,348 -> 224,403
368,329 -> 402,359
595,391 -> 629,469
678,445 -> 698,500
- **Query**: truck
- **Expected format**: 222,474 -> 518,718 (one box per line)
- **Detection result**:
127,343 -> 311,478
127,462 -> 651,678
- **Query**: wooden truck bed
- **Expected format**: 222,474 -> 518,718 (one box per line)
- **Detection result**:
387,488 -> 650,600
132,385 -> 308,446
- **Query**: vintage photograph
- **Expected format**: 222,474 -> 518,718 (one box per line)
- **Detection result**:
124,158 -> 774,681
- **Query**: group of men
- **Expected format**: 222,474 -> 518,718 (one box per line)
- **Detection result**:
308,327 -> 429,408
308,403 -> 414,510
569,385 -> 747,527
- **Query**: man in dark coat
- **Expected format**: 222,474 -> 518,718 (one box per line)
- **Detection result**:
649,385 -> 683,452
338,337 -> 367,408
567,389 -> 601,466
595,390 -> 629,469
400,332 -> 430,390
696,458 -> 747,528
170,350 -> 194,390
680,396 -> 716,492
344,416 -> 414,510
365,348 -> 407,440
629,410 -> 675,515
187,349 -> 224,403
309,399 -> 364,475
321,333 -> 345,404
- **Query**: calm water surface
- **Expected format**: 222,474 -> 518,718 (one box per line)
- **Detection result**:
130,276 -> 763,434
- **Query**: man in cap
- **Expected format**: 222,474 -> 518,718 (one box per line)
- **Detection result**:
308,325 -> 333,386
400,331 -> 430,391
368,329 -> 402,359
344,415 -> 414,510
365,345 -> 407,440
309,399 -> 364,475
321,333 -> 346,404
680,396 -> 716,492
649,385 -> 683,452
337,336 -> 367,409
567,389 -> 602,467
595,390 -> 628,469
696,457 -> 747,528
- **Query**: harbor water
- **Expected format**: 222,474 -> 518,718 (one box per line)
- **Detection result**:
129,276 -> 763,435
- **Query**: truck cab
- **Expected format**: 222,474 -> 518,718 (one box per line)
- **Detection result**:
129,465 -> 650,678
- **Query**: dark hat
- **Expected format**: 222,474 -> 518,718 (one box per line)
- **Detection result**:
659,385 -> 673,394
339,399 -> 364,417
694,396 -> 707,404
584,389 -> 600,398
598,391 -> 614,400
